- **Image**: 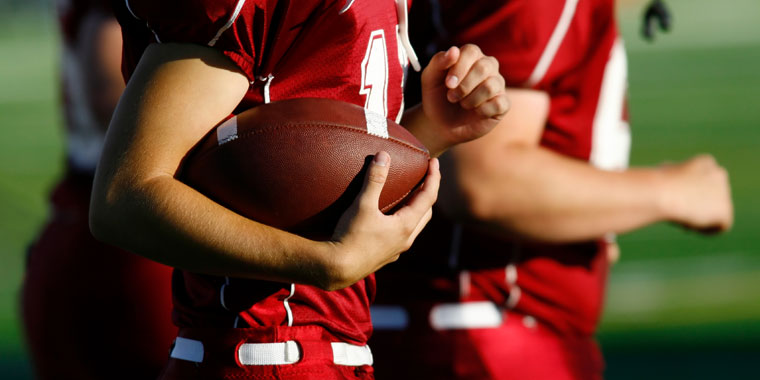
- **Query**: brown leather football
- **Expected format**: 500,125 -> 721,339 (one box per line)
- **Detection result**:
179,98 -> 430,238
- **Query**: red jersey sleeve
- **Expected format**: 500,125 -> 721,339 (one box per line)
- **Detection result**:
125,0 -> 263,81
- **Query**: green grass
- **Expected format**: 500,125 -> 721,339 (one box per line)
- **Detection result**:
0,10 -> 60,378
598,1 -> 760,377
600,7 -> 760,335
0,1 -> 759,379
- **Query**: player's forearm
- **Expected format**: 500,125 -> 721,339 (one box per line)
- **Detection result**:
442,145 -> 670,242
89,42 -> 351,290
89,173 -> 342,288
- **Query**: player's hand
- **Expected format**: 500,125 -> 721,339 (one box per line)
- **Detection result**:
420,45 -> 509,154
326,151 -> 440,290
659,154 -> 733,233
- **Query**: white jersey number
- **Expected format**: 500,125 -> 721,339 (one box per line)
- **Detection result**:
360,30 -> 390,117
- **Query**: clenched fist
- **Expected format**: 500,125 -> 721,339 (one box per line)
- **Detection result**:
658,154 -> 733,233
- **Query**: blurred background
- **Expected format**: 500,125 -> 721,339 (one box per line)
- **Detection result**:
0,0 -> 758,378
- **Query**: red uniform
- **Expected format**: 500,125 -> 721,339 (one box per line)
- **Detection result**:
21,1 -> 176,379
372,0 -> 630,379
115,0 -> 415,378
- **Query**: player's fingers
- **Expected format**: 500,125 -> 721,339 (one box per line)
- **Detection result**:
693,153 -> 718,169
422,46 -> 460,89
357,151 -> 391,210
457,74 -> 506,110
394,158 -> 440,218
447,47 -> 495,102
473,92 -> 510,119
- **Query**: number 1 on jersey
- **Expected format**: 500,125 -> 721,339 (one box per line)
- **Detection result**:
360,30 -> 389,117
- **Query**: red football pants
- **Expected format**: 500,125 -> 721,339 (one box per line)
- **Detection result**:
370,310 -> 604,380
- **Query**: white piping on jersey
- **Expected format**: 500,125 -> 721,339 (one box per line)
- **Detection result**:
589,38 -> 631,171
259,74 -> 275,104
448,223 -> 463,269
395,96 -> 405,124
339,0 -> 356,14
506,287 -> 521,309
124,0 -> 139,20
220,276 -> 231,310
395,0 -> 421,72
234,315 -> 241,328
505,263 -> 521,309
124,0 -> 162,43
524,0 -> 579,87
395,25 -> 408,124
283,283 -> 295,327
208,0 -> 247,47
505,264 -> 517,285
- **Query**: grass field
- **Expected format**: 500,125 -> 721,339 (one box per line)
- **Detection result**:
601,1 -> 760,378
0,0 -> 759,379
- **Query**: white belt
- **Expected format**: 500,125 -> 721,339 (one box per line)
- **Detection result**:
371,301 -> 504,330
170,336 -> 373,366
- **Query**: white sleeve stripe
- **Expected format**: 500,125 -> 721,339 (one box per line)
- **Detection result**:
151,29 -> 162,43
124,0 -> 140,20
208,0 -> 248,47
524,0 -> 579,87
124,0 -> 162,43
589,38 -> 631,171
339,0 -> 355,14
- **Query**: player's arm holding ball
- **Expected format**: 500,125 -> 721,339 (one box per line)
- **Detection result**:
90,43 -> 440,291
330,44 -> 508,277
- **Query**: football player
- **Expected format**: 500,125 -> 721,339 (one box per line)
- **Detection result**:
371,0 -> 732,379
21,1 -> 176,379
88,0 -> 508,379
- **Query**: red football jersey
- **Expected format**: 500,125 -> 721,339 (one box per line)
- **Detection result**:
116,0 -> 413,344
377,0 -> 629,337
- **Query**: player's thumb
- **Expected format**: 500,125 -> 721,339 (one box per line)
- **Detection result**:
358,151 -> 391,209
422,46 -> 459,89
